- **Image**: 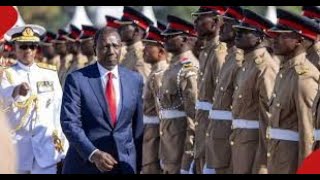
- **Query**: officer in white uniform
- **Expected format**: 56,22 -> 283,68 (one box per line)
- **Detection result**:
0,24 -> 68,174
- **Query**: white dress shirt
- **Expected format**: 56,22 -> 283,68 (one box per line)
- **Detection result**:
97,62 -> 121,118
89,63 -> 122,162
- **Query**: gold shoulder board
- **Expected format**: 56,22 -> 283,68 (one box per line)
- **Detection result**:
295,65 -> 309,75
37,63 -> 57,71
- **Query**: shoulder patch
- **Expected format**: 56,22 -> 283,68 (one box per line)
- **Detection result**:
37,63 -> 57,71
180,57 -> 192,64
3,68 -> 14,84
181,59 -> 194,69
295,65 -> 309,75
235,50 -> 244,62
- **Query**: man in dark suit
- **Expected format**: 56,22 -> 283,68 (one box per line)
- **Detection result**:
60,27 -> 144,174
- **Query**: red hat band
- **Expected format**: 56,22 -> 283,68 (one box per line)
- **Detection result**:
201,6 -> 226,15
71,30 -> 81,39
279,18 -> 318,40
303,11 -> 320,19
123,13 -> 149,30
83,29 -> 96,37
107,21 -> 121,28
169,22 -> 197,36
148,31 -> 163,42
226,8 -> 244,20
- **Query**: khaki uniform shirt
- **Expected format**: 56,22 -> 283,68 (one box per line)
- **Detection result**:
119,45 -> 127,64
267,52 -> 319,174
158,50 -> 199,171
84,56 -> 97,66
142,60 -> 168,172
121,41 -> 151,83
306,42 -> 320,71
231,47 -> 278,173
58,54 -> 73,88
194,38 -> 227,159
66,53 -> 88,74
206,46 -> 243,168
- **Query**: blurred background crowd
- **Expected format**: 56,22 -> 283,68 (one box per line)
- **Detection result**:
17,6 -> 301,32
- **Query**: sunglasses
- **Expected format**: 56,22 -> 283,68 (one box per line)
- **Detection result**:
19,44 -> 39,50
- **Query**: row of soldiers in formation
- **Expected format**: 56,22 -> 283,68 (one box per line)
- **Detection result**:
1,6 -> 320,174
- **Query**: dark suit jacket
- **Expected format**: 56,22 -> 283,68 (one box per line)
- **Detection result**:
60,63 -> 144,174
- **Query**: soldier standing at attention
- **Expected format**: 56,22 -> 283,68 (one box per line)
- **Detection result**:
191,6 -> 228,174
206,6 -> 244,174
117,6 -> 153,83
141,26 -> 169,174
0,24 -> 68,174
158,15 -> 199,174
231,9 -> 279,174
301,6 -> 320,71
79,25 -> 98,66
53,29 -> 72,87
267,9 -> 320,174
64,24 -> 88,74
40,31 -> 60,68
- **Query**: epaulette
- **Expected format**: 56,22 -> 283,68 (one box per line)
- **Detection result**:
295,64 -> 309,75
254,52 -> 265,65
37,63 -> 57,71
215,42 -> 227,52
80,56 -> 88,65
235,49 -> 244,62
3,66 -> 15,84
135,48 -> 144,60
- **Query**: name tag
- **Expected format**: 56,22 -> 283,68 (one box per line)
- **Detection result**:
37,81 -> 54,93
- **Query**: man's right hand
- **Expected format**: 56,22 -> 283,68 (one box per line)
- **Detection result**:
12,82 -> 30,98
91,150 -> 118,173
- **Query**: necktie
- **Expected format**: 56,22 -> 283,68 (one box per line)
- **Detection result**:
105,72 -> 117,126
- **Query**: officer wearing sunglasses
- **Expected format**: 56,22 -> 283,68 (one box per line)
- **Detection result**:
0,24 -> 69,174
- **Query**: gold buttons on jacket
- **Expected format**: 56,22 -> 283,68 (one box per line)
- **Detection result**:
276,103 -> 280,107
267,152 -> 271,158
220,87 -> 224,91
272,93 -> 277,98
160,131 -> 163,136
279,73 -> 283,78
238,94 -> 243,99
230,141 -> 234,146
206,133 -> 209,137
242,67 -> 246,72
195,122 -> 199,126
